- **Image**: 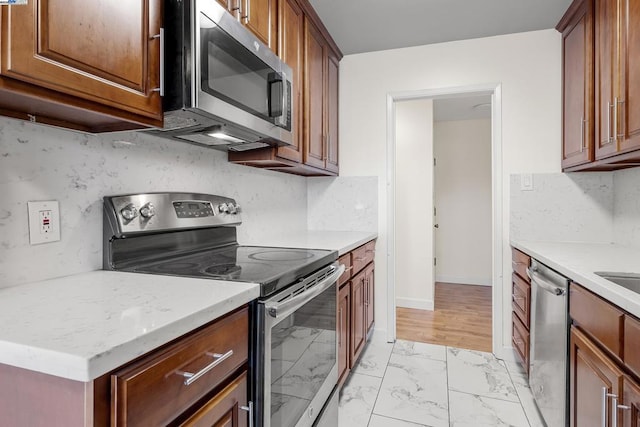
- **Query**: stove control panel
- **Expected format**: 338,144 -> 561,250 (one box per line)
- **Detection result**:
104,193 -> 242,237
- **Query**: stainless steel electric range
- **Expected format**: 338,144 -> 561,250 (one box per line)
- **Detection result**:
103,192 -> 343,427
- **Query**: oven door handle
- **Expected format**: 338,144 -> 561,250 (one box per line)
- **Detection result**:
265,264 -> 345,319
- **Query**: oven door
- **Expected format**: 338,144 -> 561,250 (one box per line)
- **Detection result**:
258,262 -> 343,427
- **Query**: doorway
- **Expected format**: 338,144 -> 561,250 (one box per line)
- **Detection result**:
385,84 -> 504,358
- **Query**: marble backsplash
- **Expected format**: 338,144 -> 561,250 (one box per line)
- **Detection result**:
510,170 -> 640,249
307,176 -> 378,232
0,117 -> 308,288
613,167 -> 640,248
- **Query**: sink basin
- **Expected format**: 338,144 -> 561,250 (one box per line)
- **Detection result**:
595,272 -> 640,294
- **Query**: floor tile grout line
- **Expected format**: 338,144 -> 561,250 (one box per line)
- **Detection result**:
502,361 -> 536,427
445,345 -> 451,426
365,340 -> 395,427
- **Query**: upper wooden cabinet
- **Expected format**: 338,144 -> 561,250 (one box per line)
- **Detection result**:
0,0 -> 162,132
215,0 -> 277,51
228,0 -> 342,176
560,0 -> 640,171
559,0 -> 594,169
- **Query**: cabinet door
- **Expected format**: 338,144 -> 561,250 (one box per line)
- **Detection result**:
561,0 -> 594,169
364,263 -> 375,334
276,0 -> 304,163
325,53 -> 339,173
350,271 -> 366,368
595,0 -> 620,159
570,326 -> 623,427
242,0 -> 276,50
0,0 -> 161,121
303,17 -> 327,170
338,283 -> 351,385
180,372 -> 248,427
622,375 -> 640,427
617,0 -> 640,155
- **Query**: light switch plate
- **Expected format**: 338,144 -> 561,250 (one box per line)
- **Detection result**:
520,174 -> 534,191
27,200 -> 61,245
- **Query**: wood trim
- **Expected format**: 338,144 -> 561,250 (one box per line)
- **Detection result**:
296,0 -> 342,59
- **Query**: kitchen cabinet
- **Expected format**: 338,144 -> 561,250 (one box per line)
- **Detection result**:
559,0 -> 640,171
364,262 -> 375,334
335,240 -> 376,388
338,280 -> 351,386
0,0 -> 162,132
179,372 -> 248,427
569,326 -> 623,427
558,0 -> 595,169
228,0 -> 342,176
510,247 -> 531,374
569,283 -> 640,427
215,0 -> 277,50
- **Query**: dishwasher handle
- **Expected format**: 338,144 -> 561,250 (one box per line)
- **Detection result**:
529,268 -> 567,296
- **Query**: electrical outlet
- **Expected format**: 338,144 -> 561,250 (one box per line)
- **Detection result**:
28,201 -> 61,245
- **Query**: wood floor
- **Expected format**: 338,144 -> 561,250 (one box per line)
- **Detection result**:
396,282 -> 493,352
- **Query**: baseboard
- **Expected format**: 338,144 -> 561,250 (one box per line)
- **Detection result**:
435,275 -> 492,286
396,297 -> 434,311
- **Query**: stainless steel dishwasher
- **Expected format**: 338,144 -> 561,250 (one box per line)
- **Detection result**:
528,259 -> 570,427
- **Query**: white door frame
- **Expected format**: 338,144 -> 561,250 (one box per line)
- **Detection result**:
386,83 -> 504,358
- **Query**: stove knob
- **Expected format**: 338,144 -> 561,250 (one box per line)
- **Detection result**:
139,203 -> 155,219
218,203 -> 229,214
234,203 -> 241,213
120,204 -> 138,221
228,203 -> 237,214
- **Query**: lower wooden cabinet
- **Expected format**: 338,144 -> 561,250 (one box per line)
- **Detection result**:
336,240 -> 376,387
510,247 -> 531,374
179,371 -> 249,427
338,282 -> 351,385
570,326 -> 623,427
569,283 -> 640,427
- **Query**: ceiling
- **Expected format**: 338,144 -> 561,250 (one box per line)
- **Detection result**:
433,95 -> 492,122
307,0 -> 572,55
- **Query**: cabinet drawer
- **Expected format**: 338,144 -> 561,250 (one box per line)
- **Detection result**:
352,241 -> 375,275
570,283 -> 624,359
112,306 -> 249,426
338,253 -> 352,286
625,315 -> 640,378
511,248 -> 531,283
512,272 -> 531,329
512,312 -> 530,373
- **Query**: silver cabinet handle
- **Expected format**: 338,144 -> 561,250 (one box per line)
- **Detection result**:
606,102 -> 614,144
616,98 -> 625,139
613,97 -> 618,143
580,116 -> 585,152
240,401 -> 253,427
151,28 -> 165,96
602,387 -> 609,427
177,349 -> 234,386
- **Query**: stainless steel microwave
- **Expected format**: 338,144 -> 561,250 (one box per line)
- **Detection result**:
148,0 -> 293,151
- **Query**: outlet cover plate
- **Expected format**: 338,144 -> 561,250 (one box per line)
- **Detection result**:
27,200 -> 61,245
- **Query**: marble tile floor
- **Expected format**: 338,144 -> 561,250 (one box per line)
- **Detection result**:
338,334 -> 546,427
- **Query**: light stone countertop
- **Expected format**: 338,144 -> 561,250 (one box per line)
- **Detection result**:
511,240 -> 640,318
242,230 -> 378,255
0,271 -> 259,382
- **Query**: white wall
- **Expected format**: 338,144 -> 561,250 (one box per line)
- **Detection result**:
395,99 -> 434,310
434,119 -> 492,286
0,116 -> 308,288
339,29 -> 562,352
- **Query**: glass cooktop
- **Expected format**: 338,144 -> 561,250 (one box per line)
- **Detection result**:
125,245 -> 337,297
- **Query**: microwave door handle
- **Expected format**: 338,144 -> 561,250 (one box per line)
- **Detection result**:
265,264 -> 345,319
268,72 -> 284,117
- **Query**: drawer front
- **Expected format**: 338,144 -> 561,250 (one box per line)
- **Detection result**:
352,241 -> 375,275
338,253 -> 352,286
112,306 -> 249,426
512,272 -> 531,329
512,312 -> 530,373
570,283 -> 624,359
625,315 -> 640,378
511,247 -> 531,283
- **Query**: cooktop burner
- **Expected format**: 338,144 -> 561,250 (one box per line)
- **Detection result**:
127,245 -> 337,296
